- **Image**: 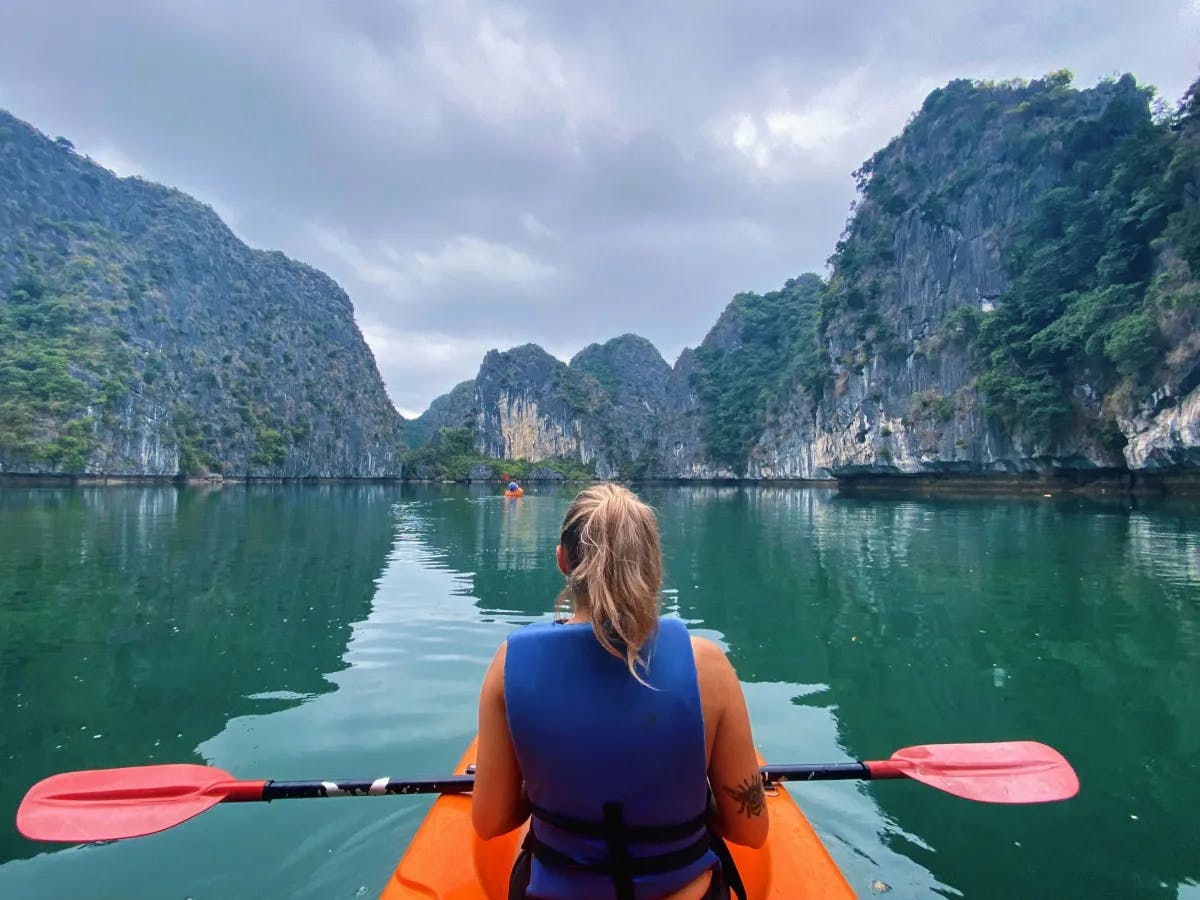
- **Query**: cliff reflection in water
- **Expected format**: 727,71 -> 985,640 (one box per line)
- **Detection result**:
353,484 -> 1197,898
654,487 -> 1200,900
0,484 -> 397,863
396,485 -> 567,619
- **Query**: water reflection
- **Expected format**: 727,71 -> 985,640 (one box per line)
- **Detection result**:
395,485 -> 566,620
1,484 -> 1197,899
697,491 -> 1200,900
0,484 -> 398,864
392,484 -> 955,896
612,488 -> 1199,898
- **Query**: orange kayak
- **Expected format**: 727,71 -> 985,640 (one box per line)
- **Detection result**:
504,490 -> 524,498
381,738 -> 854,899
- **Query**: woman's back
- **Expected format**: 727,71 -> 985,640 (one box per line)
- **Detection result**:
505,619 -> 718,899
471,484 -> 768,900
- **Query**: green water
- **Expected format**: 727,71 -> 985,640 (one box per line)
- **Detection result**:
0,484 -> 1197,899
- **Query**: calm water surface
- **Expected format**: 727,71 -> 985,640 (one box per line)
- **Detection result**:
0,484 -> 1197,898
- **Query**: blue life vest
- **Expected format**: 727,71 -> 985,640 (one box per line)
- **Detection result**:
504,617 -> 718,900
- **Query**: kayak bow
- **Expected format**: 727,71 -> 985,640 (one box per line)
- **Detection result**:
381,737 -> 855,899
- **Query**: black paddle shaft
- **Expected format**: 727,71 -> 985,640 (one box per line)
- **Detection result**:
759,762 -> 871,783
257,763 -> 872,801
261,774 -> 475,800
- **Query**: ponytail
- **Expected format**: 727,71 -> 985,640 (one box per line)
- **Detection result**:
557,483 -> 663,684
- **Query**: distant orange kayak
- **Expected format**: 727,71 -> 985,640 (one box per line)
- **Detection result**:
381,737 -> 854,899
504,489 -> 523,498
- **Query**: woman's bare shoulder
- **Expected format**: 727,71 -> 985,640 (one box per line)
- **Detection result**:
689,635 -> 737,682
480,640 -> 508,697
689,633 -> 722,658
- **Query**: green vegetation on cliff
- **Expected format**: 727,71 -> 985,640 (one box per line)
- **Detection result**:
974,75 -> 1199,444
823,71 -> 1199,451
403,380 -> 475,449
0,109 -> 404,477
0,260 -> 131,469
691,274 -> 827,471
403,426 -> 593,481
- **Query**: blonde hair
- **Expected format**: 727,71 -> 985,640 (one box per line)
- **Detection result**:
557,483 -> 662,683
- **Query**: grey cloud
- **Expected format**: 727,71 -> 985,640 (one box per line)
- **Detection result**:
0,0 -> 1196,415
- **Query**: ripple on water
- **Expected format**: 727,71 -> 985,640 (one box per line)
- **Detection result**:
246,691 -> 316,702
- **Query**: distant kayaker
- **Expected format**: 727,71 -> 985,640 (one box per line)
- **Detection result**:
473,483 -> 766,900
505,481 -> 524,498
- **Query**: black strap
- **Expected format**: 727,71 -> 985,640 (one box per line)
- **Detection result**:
603,803 -> 635,900
525,801 -> 719,898
524,827 -> 715,877
702,785 -> 747,900
507,840 -> 533,900
529,802 -> 709,842
708,831 -> 747,900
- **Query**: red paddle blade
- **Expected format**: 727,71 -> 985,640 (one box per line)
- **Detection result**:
874,741 -> 1079,803
17,764 -> 238,842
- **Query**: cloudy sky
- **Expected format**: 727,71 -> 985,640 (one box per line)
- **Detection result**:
0,2 -> 1197,416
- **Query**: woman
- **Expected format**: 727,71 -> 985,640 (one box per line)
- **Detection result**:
472,484 -> 767,900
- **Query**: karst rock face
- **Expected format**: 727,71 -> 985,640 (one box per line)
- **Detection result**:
420,336 -> 676,480
740,74 -> 1196,482
15,68 -> 1196,484
410,75 -> 1200,485
0,110 -> 403,478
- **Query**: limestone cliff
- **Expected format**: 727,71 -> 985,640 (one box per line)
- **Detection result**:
411,337 -> 676,479
473,343 -> 619,478
746,73 -> 1200,481
0,110 -> 403,477
679,275 -> 826,479
652,349 -> 713,479
404,379 -> 475,448
416,72 -> 1200,485
569,334 -> 671,477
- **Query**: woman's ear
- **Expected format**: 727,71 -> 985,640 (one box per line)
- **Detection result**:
555,544 -> 570,575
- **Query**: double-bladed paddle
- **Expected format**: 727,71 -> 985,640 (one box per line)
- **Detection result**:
17,740 -> 1078,844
